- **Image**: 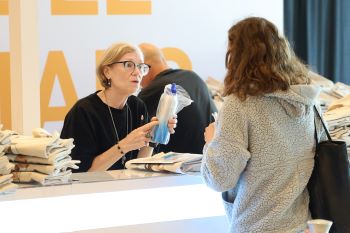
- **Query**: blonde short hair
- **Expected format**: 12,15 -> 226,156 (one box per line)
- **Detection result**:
96,42 -> 144,88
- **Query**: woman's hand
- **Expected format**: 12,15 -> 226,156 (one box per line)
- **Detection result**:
119,120 -> 158,152
168,115 -> 177,134
204,122 -> 215,144
150,115 -> 177,134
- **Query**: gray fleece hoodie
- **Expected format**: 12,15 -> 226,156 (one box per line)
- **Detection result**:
201,84 -> 322,233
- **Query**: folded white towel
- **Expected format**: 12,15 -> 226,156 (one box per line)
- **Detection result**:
12,170 -> 72,185
328,94 -> 350,111
0,182 -> 18,194
6,150 -> 73,165
0,156 -> 15,175
324,106 -> 350,121
0,129 -> 18,145
7,134 -> 74,158
331,82 -> 350,98
12,160 -> 80,175
0,155 -> 9,165
32,128 -> 52,138
0,174 -> 18,194
125,152 -> 203,175
0,163 -> 14,175
0,174 -> 13,185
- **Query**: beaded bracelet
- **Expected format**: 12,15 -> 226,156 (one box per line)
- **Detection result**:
116,143 -> 124,154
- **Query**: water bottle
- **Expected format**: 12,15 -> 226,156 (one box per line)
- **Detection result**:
151,83 -> 178,144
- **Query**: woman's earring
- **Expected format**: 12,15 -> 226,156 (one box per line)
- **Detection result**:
106,78 -> 111,87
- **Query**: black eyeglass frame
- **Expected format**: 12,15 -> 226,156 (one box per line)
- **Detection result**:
108,60 -> 151,75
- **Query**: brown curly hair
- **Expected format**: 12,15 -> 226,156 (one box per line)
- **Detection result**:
224,17 -> 310,100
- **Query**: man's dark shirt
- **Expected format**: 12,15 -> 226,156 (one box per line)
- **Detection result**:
138,69 -> 217,154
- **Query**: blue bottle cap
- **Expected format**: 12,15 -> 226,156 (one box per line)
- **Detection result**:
171,83 -> 177,94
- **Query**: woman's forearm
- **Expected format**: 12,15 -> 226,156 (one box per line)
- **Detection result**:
88,144 -> 126,172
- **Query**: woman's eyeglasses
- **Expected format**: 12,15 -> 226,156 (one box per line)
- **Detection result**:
109,61 -> 151,76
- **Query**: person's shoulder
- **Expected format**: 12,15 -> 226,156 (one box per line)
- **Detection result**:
177,69 -> 202,79
224,94 -> 261,112
68,92 -> 100,114
223,95 -> 245,109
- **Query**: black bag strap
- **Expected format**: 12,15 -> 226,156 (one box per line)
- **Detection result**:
314,118 -> 318,144
313,106 -> 332,142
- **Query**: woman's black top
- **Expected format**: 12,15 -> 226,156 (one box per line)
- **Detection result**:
60,91 -> 149,172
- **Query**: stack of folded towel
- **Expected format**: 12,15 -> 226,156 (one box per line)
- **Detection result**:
1,127 -> 79,185
318,82 -> 350,112
323,95 -> 350,160
206,77 -> 224,111
0,125 -> 18,149
0,127 -> 18,193
126,152 -> 203,175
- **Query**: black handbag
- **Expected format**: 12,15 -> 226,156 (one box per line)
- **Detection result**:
308,106 -> 350,233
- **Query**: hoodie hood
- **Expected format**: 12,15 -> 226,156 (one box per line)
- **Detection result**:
264,84 -> 321,117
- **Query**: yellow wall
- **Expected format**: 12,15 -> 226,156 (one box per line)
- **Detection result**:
0,52 -> 11,129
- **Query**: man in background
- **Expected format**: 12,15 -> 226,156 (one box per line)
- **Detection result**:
138,43 -> 217,154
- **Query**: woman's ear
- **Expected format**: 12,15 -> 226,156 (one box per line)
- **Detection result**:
103,66 -> 110,79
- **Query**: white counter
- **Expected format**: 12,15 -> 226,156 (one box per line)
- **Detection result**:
0,170 -> 227,233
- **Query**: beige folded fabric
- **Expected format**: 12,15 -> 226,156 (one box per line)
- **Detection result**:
12,170 -> 72,185
8,134 -> 74,158
12,160 -> 80,175
328,94 -> 350,111
0,163 -> 14,175
0,174 -> 17,194
324,106 -> 350,121
0,129 -> 18,145
0,174 -> 13,185
0,156 -> 15,175
125,152 -> 203,175
32,128 -> 53,138
6,151 -> 73,165
0,182 -> 18,193
331,82 -> 350,98
0,155 -> 8,165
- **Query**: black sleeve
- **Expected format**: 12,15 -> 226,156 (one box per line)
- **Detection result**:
60,105 -> 97,172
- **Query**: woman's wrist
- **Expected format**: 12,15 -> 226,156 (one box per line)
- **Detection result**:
117,139 -> 130,154
115,143 -> 125,155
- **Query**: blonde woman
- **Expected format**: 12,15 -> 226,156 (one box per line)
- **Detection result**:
201,17 -> 324,233
61,42 -> 177,172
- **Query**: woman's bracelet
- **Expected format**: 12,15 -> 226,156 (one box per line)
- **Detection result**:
116,143 -> 124,155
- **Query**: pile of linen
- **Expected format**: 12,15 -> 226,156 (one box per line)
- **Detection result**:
309,73 -> 350,159
312,74 -> 350,112
0,126 -> 79,185
322,94 -> 350,159
206,77 -> 224,110
126,152 -> 203,175
0,125 -> 17,194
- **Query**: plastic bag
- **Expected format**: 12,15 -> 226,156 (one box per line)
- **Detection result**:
151,83 -> 193,144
